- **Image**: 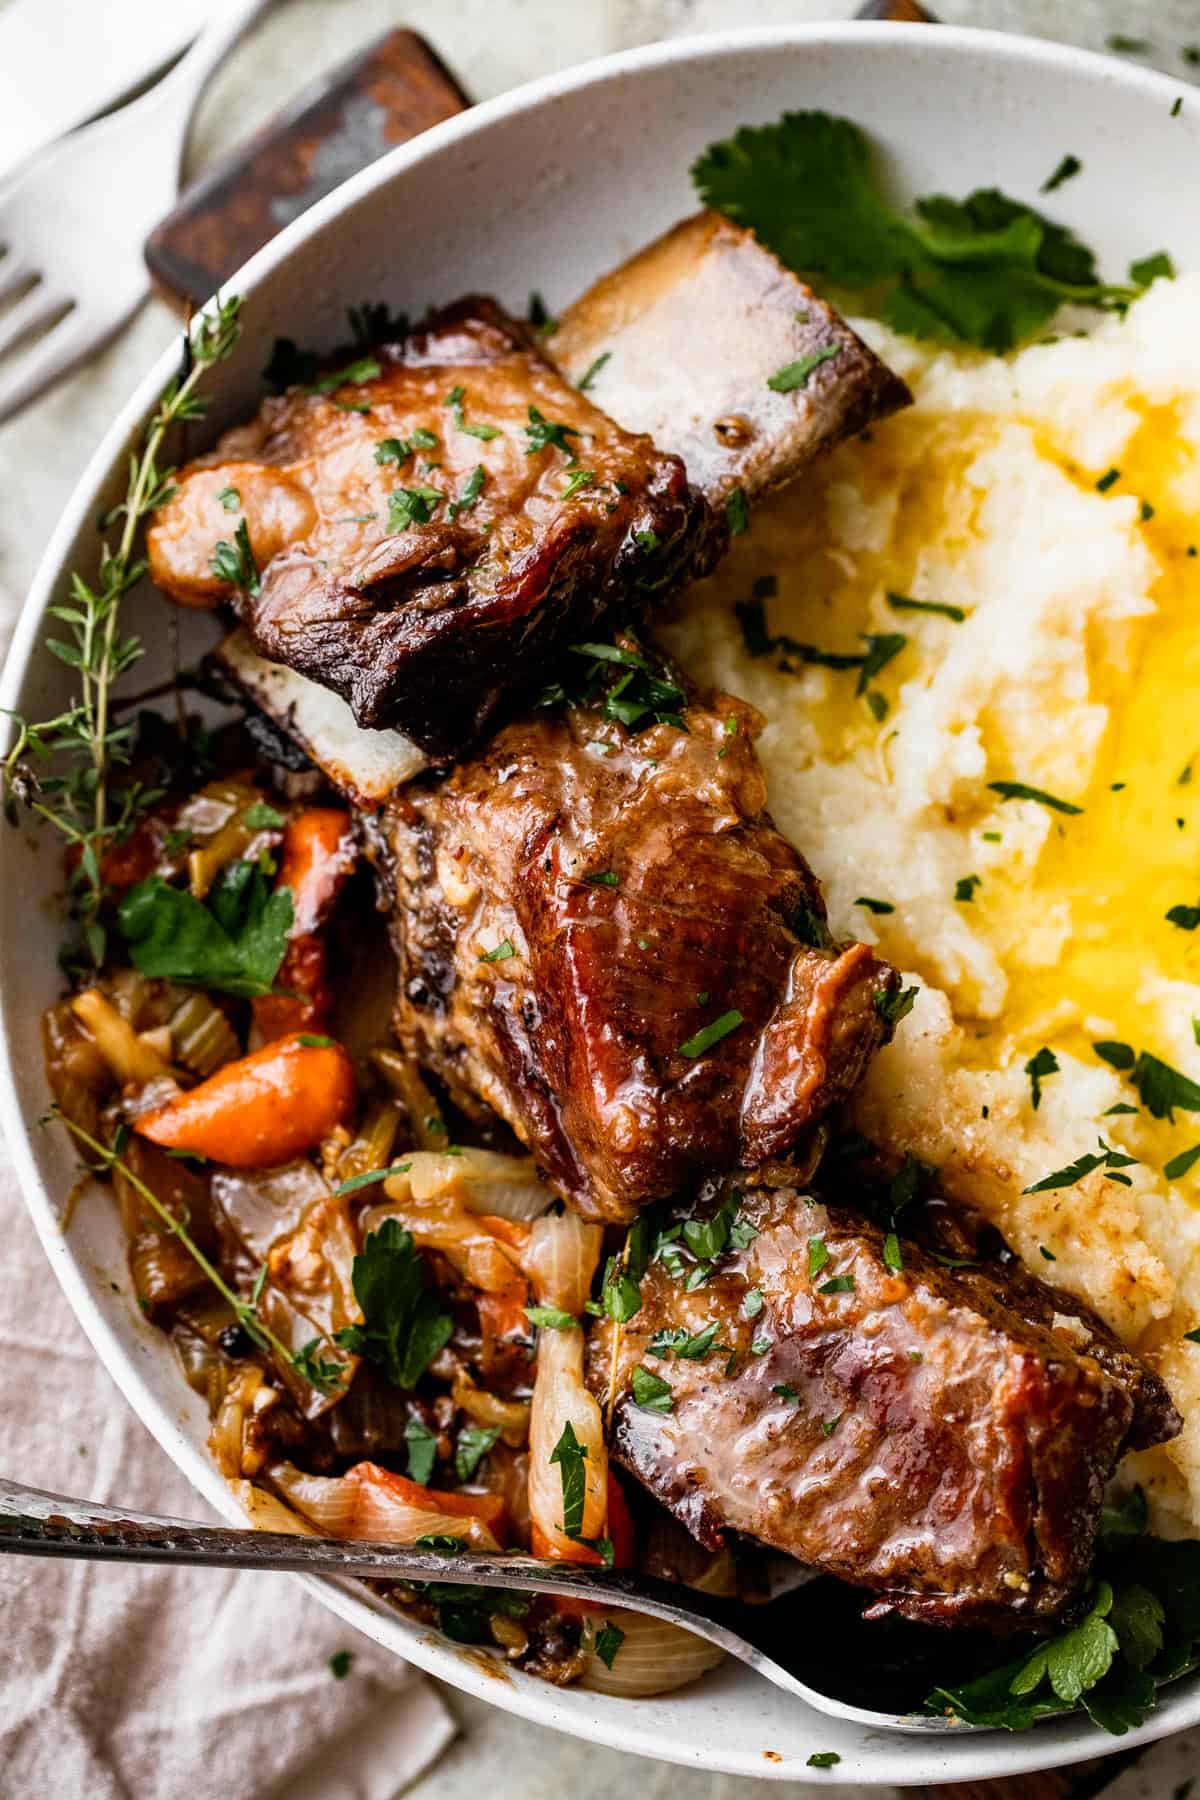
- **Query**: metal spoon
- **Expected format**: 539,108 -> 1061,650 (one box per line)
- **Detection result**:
0,1474 -> 956,1734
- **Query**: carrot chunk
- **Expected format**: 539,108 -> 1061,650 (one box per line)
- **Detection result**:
137,1033 -> 356,1167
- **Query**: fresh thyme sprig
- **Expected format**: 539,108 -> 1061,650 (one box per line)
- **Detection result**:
2,295 -> 244,967
49,1106 -> 344,1393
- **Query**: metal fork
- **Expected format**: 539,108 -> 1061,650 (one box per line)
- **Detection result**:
0,0 -> 274,424
0,1473 -> 957,1734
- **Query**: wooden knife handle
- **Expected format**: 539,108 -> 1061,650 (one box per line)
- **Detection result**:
146,27 -> 471,311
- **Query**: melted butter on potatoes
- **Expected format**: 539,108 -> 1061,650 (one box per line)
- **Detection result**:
660,273 -> 1200,1531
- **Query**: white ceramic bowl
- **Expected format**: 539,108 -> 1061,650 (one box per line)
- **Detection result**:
3,21 -> 1197,1785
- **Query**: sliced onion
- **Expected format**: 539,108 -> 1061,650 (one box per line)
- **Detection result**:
208,1365 -> 265,1480
229,1479 -> 319,1537
211,1160 -> 329,1261
523,1209 -> 602,1315
269,1459 -> 500,1550
71,988 -> 175,1088
527,1326 -> 607,1557
579,1608 -> 725,1696
364,1189 -> 524,1293
389,1147 -> 555,1222
452,1367 -> 531,1446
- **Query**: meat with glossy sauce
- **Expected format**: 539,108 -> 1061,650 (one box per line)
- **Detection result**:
149,299 -> 713,759
587,1183 -> 1181,1628
383,670 -> 901,1223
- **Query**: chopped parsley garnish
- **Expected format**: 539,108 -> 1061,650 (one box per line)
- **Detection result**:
387,484 -> 443,531
631,1365 -> 674,1413
806,1754 -> 841,1770
692,110 -> 1140,353
818,1274 -> 856,1296
445,387 -> 500,440
292,1338 -> 347,1393
886,591 -> 966,622
648,1322 -> 727,1361
414,1535 -> 465,1555
677,1009 -> 743,1058
375,438 -> 411,467
766,346 -> 841,392
856,631 -> 906,695
726,487 -> 749,536
455,1424 -> 501,1483
1041,154 -> 1082,194
1095,1040 -> 1136,1071
1131,1053 -> 1200,1121
404,1416 -> 437,1486
1107,33 -> 1150,52
448,463 -> 486,518
1131,251 -> 1176,287
634,529 -> 661,553
882,1232 -> 903,1273
577,351 -> 611,392
1024,1139 -> 1139,1194
822,1415 -> 842,1436
1025,1045 -> 1060,1111
807,1236 -> 830,1280
1165,1145 -> 1200,1182
525,406 -> 580,459
856,896 -> 894,914
527,291 -> 557,335
743,1287 -> 765,1320
988,780 -> 1082,814
550,1421 -> 589,1536
308,356 -> 381,395
682,1189 -> 743,1261
562,469 -> 596,500
333,1162 -> 413,1198
955,874 -> 982,903
478,938 -> 517,963
211,519 -> 260,596
217,484 -> 241,512
772,1383 -> 799,1401
590,1253 -> 642,1324
333,1219 -> 452,1387
525,1304 -> 578,1331
875,984 -> 919,1027
118,862 -> 292,999
241,801 -> 285,831
329,1650 -> 355,1680
1096,467 -> 1121,493
1166,902 -> 1200,931
586,869 -> 619,888
594,1621 -> 625,1669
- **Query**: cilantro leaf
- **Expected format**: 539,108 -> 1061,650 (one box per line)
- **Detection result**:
118,864 -> 292,999
337,1219 -> 452,1388
404,1415 -> 437,1486
550,1421 -> 589,1536
692,111 -> 1138,353
455,1424 -> 501,1483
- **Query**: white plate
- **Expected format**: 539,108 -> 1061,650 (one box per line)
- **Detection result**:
2,22 -> 1196,1786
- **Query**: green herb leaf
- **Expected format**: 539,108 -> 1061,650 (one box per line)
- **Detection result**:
1166,902 -> 1200,931
332,1161 -> 412,1198
455,1424 -> 501,1483
527,292 -> 557,335
726,487 -> 749,536
217,484 -> 241,512
562,469 -> 596,500
1130,251 -> 1175,287
375,437 -> 412,466
1041,154 -> 1082,194
404,1416 -> 437,1486
308,356 -> 381,395
242,801 -> 285,830
988,780 -> 1082,814
525,406 -> 581,459
631,1365 -> 674,1413
388,484 -> 443,531
1132,1052 -> 1200,1121
211,519 -> 261,596
818,1274 -> 856,1295
577,352 -> 612,392
478,938 -> 517,963
648,1321 -> 726,1360
677,1009 -> 744,1058
882,1232 -> 903,1273
586,869 -> 619,889
525,1304 -> 578,1331
1025,1139 -> 1139,1194
808,1236 -> 830,1280
1165,1144 -> 1200,1182
550,1420 -> 589,1536
772,1382 -> 799,1401
1025,1045 -> 1060,1111
875,984 -> 918,1027
449,463 -> 486,518
856,631 -> 906,696
743,1287 -> 765,1320
955,874 -> 982,903
886,591 -> 966,622
594,1621 -> 625,1668
118,864 -> 293,999
856,896 -> 894,915
1094,1039 -> 1136,1071
340,1219 -> 453,1389
806,1754 -> 841,1770
329,1650 -> 355,1679
766,346 -> 841,392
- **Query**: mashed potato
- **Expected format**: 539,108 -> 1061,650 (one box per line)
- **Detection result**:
660,274 -> 1200,1531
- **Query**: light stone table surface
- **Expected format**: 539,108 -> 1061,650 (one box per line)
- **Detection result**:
2,2 -> 1199,1797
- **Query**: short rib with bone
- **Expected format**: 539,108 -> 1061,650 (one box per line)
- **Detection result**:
148,210 -> 910,786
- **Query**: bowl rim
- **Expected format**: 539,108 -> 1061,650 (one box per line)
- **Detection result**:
1,19 -> 1195,1785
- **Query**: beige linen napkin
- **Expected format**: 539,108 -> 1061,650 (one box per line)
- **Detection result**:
0,1133 -> 455,1800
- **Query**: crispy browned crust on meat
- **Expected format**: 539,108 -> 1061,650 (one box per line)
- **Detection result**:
383,684 -> 899,1223
148,298 -> 716,759
588,1185 -> 1180,1630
